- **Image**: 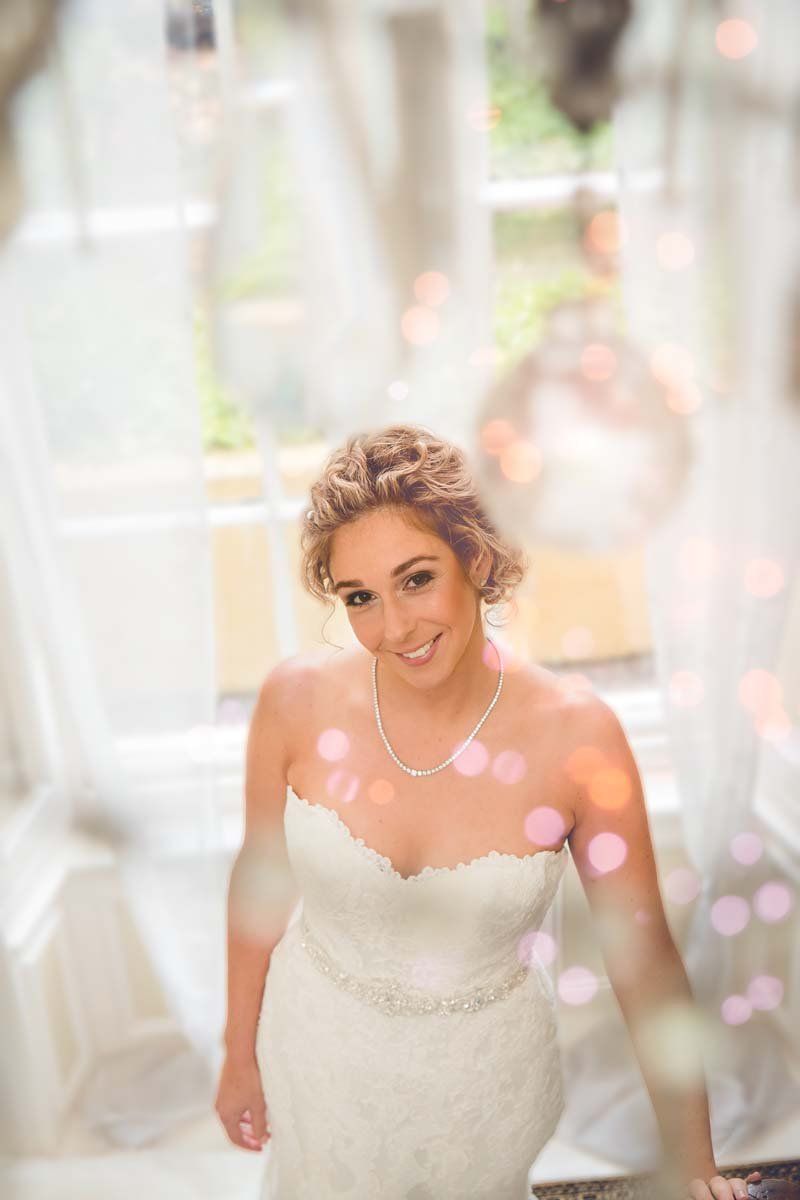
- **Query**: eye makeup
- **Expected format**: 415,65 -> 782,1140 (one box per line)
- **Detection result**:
344,570 -> 434,609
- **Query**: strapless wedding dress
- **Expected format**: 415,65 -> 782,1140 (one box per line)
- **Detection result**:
255,785 -> 570,1200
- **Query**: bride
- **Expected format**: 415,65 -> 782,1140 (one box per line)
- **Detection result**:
215,424 -> 762,1200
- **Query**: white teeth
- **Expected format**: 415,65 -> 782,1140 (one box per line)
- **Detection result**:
401,637 -> 436,659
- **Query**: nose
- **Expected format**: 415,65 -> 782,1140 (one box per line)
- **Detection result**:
379,594 -> 416,650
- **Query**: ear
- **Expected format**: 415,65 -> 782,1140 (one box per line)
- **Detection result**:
469,550 -> 491,589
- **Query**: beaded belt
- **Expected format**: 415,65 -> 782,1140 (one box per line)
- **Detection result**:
298,917 -> 530,1016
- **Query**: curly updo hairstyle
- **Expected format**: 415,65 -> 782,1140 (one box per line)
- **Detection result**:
299,424 -> 528,643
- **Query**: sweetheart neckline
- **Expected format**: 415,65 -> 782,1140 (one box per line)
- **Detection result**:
286,786 -> 569,883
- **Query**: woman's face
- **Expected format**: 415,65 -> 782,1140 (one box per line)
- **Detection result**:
328,507 -> 488,683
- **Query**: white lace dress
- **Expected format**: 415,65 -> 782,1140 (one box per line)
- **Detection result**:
255,786 -> 570,1200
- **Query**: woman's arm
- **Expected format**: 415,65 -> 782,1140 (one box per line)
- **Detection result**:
563,696 -> 754,1200
223,658 -> 303,1065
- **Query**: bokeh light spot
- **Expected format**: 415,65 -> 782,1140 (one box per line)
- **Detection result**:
638,1002 -> 707,1087
755,706 -> 792,742
721,994 -> 752,1025
318,727 -> 349,761
650,343 -> 694,389
710,894 -> 750,936
499,438 -> 542,483
325,768 -> 359,805
492,748 -> 527,785
524,805 -> 566,849
747,974 -> 784,1011
564,744 -> 609,784
588,765 -> 632,811
401,305 -> 439,345
738,669 -> 782,717
729,831 -> 763,866
368,778 -> 396,806
387,379 -> 409,402
664,866 -> 701,905
716,19 -> 758,59
518,928 -> 557,968
490,642 -> 525,675
480,418 -> 517,456
452,738 -> 489,777
588,831 -> 627,873
481,640 -> 506,672
753,880 -> 793,923
584,210 -> 622,256
667,380 -> 703,415
414,271 -> 450,307
558,965 -> 598,1005
743,557 -> 785,599
580,343 -> 617,381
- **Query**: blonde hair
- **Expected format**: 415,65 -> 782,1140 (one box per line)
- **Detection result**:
299,424 -> 528,642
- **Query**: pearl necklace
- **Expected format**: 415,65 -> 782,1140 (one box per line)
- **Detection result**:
371,636 -> 504,776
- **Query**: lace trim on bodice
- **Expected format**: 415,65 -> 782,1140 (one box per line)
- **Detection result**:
287,786 -> 569,883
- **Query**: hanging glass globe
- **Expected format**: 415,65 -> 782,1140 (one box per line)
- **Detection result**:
472,297 -> 693,554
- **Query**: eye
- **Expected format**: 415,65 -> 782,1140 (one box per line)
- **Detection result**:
345,590 -> 371,609
344,571 -> 433,609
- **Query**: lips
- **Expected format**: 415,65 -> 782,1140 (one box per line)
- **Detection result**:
394,632 -> 442,662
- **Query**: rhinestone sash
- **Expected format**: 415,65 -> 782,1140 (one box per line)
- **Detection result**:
298,916 -> 530,1016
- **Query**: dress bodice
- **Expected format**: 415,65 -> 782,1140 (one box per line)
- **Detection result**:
282,786 -> 570,997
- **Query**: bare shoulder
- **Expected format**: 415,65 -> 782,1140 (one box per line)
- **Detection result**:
314,642 -> 374,706
513,656 -> 622,728
257,647 -> 328,725
512,659 -> 588,719
258,644 -> 367,749
258,647 -> 317,700
240,652 -> 327,843
510,664 -> 630,817
548,678 -> 632,776
558,685 -> 630,753
555,684 -> 647,840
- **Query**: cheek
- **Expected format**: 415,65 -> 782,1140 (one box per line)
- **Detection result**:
431,584 -> 470,618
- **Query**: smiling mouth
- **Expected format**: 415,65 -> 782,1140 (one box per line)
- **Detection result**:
394,633 -> 442,659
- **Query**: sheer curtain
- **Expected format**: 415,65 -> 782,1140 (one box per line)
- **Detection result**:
2,0 -> 228,1145
212,0 -> 492,453
557,0 -> 800,1168
2,0 -> 495,1150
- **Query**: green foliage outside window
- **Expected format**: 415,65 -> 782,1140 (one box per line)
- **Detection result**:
198,5 -> 617,452
486,3 -> 614,178
194,305 -> 257,452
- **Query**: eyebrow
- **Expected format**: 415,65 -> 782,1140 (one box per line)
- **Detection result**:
332,555 -> 441,593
